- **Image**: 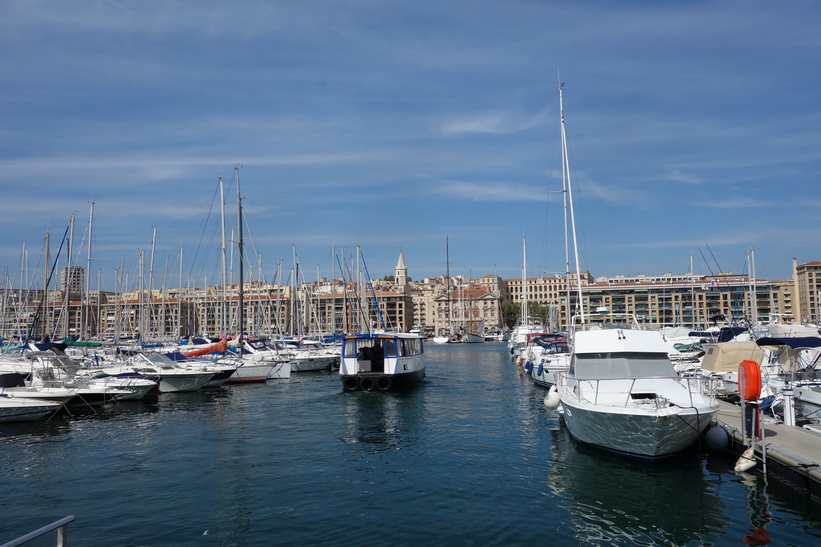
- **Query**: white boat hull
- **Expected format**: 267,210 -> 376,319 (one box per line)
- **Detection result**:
559,377 -> 718,458
526,356 -> 569,389
228,363 -> 275,383
290,356 -> 335,372
157,373 -> 213,392
267,362 -> 292,379
0,395 -> 60,422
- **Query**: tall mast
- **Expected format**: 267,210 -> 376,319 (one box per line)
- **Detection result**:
235,166 -> 244,342
522,236 -> 527,323
85,201 -> 94,339
445,236 -> 451,331
219,176 -> 227,336
43,233 -> 50,340
148,227 -> 157,339
749,248 -> 758,325
138,249 -> 145,339
64,214 -> 75,339
178,248 -> 183,338
559,81 -> 585,324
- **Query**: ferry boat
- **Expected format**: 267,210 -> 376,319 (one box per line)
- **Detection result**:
340,333 -> 425,391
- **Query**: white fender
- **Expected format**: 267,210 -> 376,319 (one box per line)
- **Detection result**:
544,385 -> 561,410
734,447 -> 756,473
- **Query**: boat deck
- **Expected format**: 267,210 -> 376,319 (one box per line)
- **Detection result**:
715,400 -> 821,499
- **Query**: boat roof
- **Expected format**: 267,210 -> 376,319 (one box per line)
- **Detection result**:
344,333 -> 423,340
755,336 -> 821,350
573,328 -> 670,354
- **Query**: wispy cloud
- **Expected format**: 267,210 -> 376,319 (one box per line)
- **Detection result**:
431,180 -> 548,202
440,110 -> 548,136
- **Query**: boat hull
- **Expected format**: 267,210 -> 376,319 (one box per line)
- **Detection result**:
290,356 -> 335,372
266,362 -> 291,379
157,373 -> 212,392
0,396 -> 60,422
340,369 -> 426,392
227,363 -> 275,383
559,392 -> 717,458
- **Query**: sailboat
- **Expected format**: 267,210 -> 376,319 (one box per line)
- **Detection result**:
225,168 -> 290,382
432,237 -> 453,344
550,82 -> 719,458
507,237 -> 544,356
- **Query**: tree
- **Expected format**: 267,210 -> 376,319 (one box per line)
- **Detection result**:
501,300 -> 519,328
527,301 -> 547,325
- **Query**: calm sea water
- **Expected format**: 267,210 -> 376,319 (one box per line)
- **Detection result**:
1,343 -> 820,546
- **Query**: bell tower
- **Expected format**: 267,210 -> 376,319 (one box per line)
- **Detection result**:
395,251 -> 408,293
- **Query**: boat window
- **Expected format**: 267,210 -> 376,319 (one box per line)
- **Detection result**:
343,340 -> 357,357
573,352 -> 677,380
384,339 -> 397,357
399,337 -> 423,356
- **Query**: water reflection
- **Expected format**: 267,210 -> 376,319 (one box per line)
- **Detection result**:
737,473 -> 772,545
340,386 -> 427,453
548,439 -> 725,545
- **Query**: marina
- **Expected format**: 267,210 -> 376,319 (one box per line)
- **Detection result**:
2,342 -> 820,545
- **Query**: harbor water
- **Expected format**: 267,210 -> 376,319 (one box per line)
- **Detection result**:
2,343 -> 820,546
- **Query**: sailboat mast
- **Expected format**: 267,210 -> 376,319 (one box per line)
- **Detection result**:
220,176 -> 227,337
148,227 -> 157,339
64,214 -> 75,339
178,248 -> 183,337
42,233 -> 49,340
235,166 -> 244,341
522,236 -> 527,324
559,81 -> 585,324
445,236 -> 451,332
85,201 -> 94,339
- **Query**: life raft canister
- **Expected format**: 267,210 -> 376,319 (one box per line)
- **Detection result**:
738,360 -> 762,401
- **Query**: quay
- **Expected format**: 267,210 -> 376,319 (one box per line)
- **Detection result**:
715,400 -> 821,500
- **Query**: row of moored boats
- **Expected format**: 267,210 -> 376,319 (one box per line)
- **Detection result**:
0,336 -> 342,422
509,310 -> 821,459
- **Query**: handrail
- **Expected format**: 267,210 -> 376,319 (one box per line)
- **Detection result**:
1,515 -> 75,547
574,376 -> 711,409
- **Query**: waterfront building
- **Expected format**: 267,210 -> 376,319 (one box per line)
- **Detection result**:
60,266 -> 84,299
793,259 -> 821,325
2,256 -> 818,341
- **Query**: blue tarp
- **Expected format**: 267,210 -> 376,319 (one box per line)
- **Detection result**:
755,337 -> 821,349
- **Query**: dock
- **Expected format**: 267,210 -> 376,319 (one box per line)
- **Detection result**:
715,400 -> 821,499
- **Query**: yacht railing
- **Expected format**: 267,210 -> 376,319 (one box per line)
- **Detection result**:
569,309 -> 646,338
1,515 -> 75,547
559,374 -> 715,409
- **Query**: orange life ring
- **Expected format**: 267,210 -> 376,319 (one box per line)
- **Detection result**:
738,360 -> 762,401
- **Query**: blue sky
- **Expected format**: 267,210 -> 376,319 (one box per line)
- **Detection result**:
2,1 -> 820,292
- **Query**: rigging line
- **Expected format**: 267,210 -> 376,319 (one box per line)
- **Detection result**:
704,242 -> 723,274
25,223 -> 71,344
186,178 -> 223,286
540,102 -> 563,276
360,253 -> 387,331
698,248 -> 716,277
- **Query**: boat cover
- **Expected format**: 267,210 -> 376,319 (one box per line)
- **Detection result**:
700,341 -> 764,373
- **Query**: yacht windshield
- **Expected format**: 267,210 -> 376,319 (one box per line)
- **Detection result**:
573,352 -> 676,380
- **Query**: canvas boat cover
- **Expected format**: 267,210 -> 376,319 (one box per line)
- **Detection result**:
700,341 -> 764,373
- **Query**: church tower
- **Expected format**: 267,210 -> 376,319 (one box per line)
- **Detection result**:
395,251 -> 408,293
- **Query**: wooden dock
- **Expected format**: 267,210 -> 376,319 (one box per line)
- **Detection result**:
715,400 -> 821,499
